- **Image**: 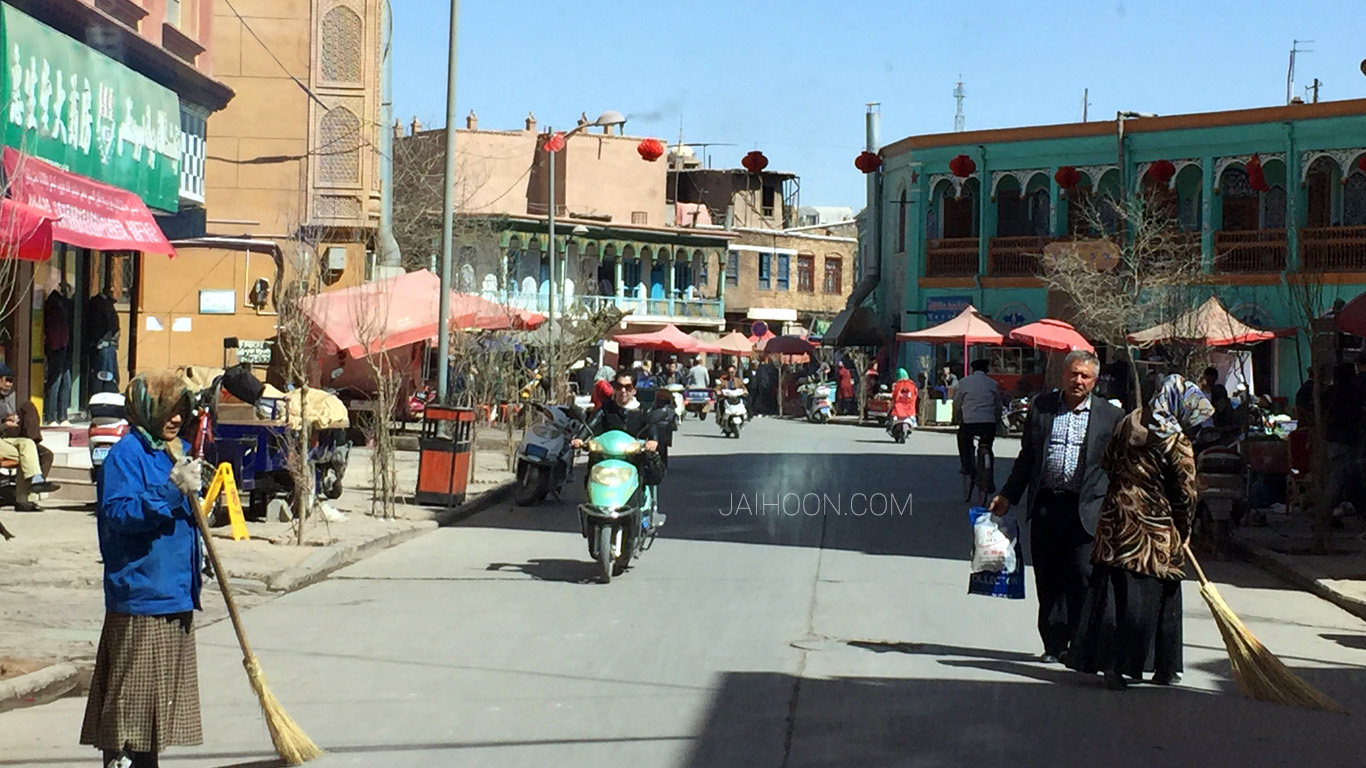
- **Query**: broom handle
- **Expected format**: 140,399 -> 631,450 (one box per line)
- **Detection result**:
1182,542 -> 1211,587
192,491 -> 258,661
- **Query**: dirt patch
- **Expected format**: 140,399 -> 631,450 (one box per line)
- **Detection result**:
0,656 -> 49,681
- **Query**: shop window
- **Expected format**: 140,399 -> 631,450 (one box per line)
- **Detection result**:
777,254 -> 789,291
726,251 -> 739,287
757,253 -> 771,291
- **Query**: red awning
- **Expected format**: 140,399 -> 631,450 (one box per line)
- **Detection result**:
2,148 -> 176,257
0,198 -> 56,261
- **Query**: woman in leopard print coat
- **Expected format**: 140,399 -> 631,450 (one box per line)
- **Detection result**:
1066,374 -> 1210,690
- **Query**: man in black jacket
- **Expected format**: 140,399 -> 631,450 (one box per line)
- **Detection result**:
990,349 -> 1124,663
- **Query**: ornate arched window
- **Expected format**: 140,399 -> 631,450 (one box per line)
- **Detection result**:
321,6 -> 363,83
318,107 -> 361,185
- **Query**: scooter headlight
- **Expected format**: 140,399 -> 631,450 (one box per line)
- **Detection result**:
590,464 -> 636,486
586,438 -> 604,454
619,441 -> 642,456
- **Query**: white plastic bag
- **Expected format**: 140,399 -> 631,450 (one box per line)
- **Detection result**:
970,508 -> 1016,573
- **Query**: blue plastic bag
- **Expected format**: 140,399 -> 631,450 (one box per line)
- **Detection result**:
967,506 -> 1026,600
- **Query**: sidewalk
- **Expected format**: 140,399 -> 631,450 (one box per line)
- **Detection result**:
1231,507 -> 1366,621
0,430 -> 518,712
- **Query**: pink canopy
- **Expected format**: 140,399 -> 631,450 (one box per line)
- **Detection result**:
304,270 -> 545,357
1127,297 -> 1275,347
1009,318 -> 1094,353
712,331 -> 756,355
614,324 -> 721,354
895,306 -> 1009,376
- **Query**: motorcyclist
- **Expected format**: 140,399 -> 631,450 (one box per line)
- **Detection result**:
714,364 -> 747,425
889,368 -> 918,425
572,368 -> 664,476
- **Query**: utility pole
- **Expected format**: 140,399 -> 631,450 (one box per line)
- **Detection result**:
436,0 -> 459,402
1307,78 -> 1322,103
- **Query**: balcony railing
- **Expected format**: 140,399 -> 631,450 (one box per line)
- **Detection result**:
1301,226 -> 1366,271
576,294 -> 723,319
925,238 -> 979,277
1214,229 -> 1287,273
987,236 -> 1056,276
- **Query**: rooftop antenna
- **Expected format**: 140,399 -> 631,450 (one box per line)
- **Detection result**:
953,77 -> 966,132
1305,78 -> 1322,103
1082,88 -> 1091,122
1287,39 -> 1313,105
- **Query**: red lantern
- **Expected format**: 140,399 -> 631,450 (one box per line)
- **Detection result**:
1054,166 -> 1081,189
948,154 -> 976,178
1247,154 -> 1270,192
742,150 -> 769,174
854,151 -> 882,174
1357,155 -> 1366,174
543,132 -> 566,153
1146,159 -> 1176,185
854,151 -> 881,173
637,138 -> 665,162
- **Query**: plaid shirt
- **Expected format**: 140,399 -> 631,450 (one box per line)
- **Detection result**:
1042,395 -> 1091,492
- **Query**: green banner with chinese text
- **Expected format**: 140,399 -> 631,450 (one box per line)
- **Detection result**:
1,5 -> 181,212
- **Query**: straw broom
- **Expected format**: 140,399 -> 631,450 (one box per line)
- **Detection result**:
193,492 -> 325,764
1183,544 -> 1346,713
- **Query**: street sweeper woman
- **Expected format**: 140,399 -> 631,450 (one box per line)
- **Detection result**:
81,370 -> 205,768
1066,374 -> 1210,690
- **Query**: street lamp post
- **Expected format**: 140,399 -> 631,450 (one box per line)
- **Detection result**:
543,111 -> 624,399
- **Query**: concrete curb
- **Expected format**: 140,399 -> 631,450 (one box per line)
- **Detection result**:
1230,535 -> 1366,623
0,663 -> 80,714
433,479 -> 517,526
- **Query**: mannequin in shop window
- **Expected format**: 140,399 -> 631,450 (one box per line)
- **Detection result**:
43,282 -> 74,424
86,284 -> 121,394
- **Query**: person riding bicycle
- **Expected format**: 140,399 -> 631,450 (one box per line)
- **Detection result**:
953,359 -> 1002,487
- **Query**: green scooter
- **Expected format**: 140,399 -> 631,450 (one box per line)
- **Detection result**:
578,430 -> 664,583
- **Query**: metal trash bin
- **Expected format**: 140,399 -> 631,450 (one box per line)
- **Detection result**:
416,405 -> 475,507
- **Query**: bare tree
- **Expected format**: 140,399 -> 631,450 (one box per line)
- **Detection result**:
1041,194 -> 1205,405
347,281 -> 402,519
1283,272 -> 1334,554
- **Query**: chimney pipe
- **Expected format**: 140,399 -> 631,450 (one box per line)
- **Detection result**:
411,116 -> 423,134
525,111 -> 537,132
393,118 -> 404,138
466,109 -> 478,130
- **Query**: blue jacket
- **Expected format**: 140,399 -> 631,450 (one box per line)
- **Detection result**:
96,433 -> 202,615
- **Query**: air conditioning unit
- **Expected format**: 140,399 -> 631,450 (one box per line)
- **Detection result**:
326,246 -> 347,271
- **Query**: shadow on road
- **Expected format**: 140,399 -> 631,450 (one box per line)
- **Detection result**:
486,558 -> 600,584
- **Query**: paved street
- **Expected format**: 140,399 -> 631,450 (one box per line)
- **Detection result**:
3,417 -> 1366,767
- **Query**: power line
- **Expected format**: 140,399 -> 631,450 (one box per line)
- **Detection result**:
223,0 -> 329,110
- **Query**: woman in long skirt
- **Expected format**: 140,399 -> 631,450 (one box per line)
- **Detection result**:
81,371 -> 204,767
1067,374 -> 1210,690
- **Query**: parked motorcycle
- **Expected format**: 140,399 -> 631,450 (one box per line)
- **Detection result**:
578,429 -> 665,583
718,388 -> 747,438
514,402 -> 590,506
88,392 -> 130,483
1005,397 -> 1030,434
799,380 -> 833,423
1192,427 -> 1246,556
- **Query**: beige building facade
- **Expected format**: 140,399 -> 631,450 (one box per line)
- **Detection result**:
143,0 -> 384,371
707,225 -> 857,335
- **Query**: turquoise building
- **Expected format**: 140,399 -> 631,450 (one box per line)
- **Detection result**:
867,99 -> 1366,397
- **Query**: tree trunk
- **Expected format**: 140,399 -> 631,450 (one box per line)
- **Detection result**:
1310,376 -> 1331,555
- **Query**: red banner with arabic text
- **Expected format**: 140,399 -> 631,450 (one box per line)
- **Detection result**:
2,148 -> 176,257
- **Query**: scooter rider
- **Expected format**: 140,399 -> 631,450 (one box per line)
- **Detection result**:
714,365 -> 746,425
573,369 -> 662,476
890,368 -> 918,424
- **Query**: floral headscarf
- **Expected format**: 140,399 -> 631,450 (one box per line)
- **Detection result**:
125,370 -> 193,460
1146,374 -> 1214,440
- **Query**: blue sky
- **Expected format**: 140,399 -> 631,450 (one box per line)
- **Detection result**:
392,0 -> 1365,209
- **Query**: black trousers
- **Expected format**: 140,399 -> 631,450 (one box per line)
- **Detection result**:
1030,489 -> 1094,657
957,422 -> 996,476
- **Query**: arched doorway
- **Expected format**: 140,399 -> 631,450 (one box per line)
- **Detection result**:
1219,167 -> 1258,231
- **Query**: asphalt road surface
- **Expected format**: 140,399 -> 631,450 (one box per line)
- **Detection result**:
3,416 -> 1365,767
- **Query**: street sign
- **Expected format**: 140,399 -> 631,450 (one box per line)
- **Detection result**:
926,295 -> 971,324
750,320 -> 768,338
237,340 -> 271,365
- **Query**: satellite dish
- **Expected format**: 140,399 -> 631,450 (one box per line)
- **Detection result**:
1360,59 -> 1366,77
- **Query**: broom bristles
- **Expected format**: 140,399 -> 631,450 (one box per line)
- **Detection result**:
1198,582 -> 1346,714
244,656 -> 325,765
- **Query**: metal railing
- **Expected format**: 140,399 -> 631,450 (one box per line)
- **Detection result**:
1300,226 -> 1366,271
925,238 -> 979,277
574,293 -> 723,319
987,236 -> 1055,276
1213,229 -> 1287,273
